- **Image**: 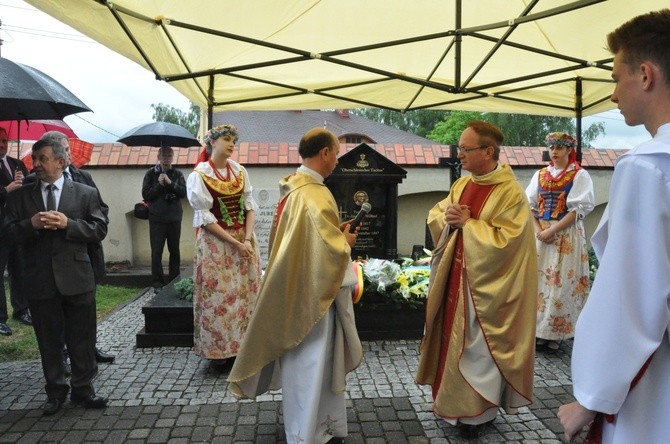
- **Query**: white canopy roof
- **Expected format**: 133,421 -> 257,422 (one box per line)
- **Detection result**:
26,0 -> 668,119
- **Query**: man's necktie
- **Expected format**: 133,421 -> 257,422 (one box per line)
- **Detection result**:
46,184 -> 57,211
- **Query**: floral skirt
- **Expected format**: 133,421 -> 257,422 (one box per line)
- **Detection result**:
535,220 -> 590,341
193,226 -> 262,360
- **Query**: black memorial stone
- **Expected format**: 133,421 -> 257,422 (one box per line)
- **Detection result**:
326,143 -> 406,260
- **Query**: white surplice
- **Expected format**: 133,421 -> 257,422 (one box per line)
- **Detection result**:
280,305 -> 347,443
571,123 -> 670,443
277,263 -> 359,444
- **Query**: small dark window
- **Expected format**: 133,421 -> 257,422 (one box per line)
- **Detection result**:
345,136 -> 362,144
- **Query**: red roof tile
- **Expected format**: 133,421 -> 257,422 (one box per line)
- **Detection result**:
15,142 -> 627,169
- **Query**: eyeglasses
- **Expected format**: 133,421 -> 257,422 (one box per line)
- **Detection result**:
457,145 -> 489,154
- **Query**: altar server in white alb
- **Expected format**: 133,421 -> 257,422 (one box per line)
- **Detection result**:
558,9 -> 670,444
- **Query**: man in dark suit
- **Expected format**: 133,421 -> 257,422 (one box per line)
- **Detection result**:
40,131 -> 114,364
0,126 -> 31,336
2,138 -> 108,415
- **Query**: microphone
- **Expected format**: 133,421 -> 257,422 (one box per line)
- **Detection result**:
349,202 -> 372,233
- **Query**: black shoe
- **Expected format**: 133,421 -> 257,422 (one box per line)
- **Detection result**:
327,438 -> 346,444
13,313 -> 32,326
457,419 -> 494,439
211,357 -> 236,372
43,396 -> 66,416
458,424 -> 482,439
0,322 -> 12,336
95,347 -> 115,363
71,393 -> 108,409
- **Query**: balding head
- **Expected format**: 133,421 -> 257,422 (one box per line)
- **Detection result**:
299,128 -> 339,159
298,128 -> 341,178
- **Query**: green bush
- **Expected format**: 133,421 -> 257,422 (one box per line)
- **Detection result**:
588,247 -> 599,287
174,277 -> 194,301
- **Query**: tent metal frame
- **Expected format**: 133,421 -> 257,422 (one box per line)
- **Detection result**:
93,0 -> 615,153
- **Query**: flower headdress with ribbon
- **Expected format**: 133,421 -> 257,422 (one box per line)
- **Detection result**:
197,124 -> 240,163
205,124 -> 239,145
544,131 -> 580,169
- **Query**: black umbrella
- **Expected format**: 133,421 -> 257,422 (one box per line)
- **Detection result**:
0,57 -> 91,121
117,121 -> 200,148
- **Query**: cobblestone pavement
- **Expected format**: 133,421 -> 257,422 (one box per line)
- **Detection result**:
0,288 -> 577,443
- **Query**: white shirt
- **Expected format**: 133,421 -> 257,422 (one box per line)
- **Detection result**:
572,122 -> 670,443
41,175 -> 65,210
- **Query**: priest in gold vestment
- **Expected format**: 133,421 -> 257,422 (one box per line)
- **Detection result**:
416,121 -> 537,439
228,128 -> 362,444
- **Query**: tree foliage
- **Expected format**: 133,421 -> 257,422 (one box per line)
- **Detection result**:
352,108 -> 605,147
151,102 -> 200,136
427,111 -> 483,145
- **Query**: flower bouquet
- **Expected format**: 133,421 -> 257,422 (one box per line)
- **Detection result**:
354,253 -> 431,310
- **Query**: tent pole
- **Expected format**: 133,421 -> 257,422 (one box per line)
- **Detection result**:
207,74 -> 214,130
454,0 -> 462,90
576,77 -> 583,163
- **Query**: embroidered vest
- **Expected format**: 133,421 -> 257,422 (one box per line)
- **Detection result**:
198,169 -> 247,229
535,167 -> 578,221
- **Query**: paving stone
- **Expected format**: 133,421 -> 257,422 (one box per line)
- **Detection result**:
0,285 -> 578,443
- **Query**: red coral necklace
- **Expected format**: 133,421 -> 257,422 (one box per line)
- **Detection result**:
209,159 -> 239,185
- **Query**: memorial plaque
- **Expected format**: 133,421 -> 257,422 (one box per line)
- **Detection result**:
252,188 -> 280,267
327,144 -> 406,260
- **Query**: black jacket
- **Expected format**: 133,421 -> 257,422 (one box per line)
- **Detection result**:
141,165 -> 186,223
0,156 -> 29,207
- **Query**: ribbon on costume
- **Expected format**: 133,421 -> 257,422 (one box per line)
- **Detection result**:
351,261 -> 365,304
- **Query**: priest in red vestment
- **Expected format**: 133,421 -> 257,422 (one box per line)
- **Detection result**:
416,120 -> 537,439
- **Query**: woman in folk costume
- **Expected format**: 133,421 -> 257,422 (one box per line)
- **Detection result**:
186,124 -> 262,369
525,132 -> 594,352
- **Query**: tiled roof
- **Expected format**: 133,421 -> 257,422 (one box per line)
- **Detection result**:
13,142 -> 624,169
213,110 -> 438,145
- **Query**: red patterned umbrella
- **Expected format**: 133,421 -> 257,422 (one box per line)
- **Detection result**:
21,138 -> 93,170
0,119 -> 78,141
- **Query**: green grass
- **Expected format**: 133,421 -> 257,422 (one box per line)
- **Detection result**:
0,284 -> 141,363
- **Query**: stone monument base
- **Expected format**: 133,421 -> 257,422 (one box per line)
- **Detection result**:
354,305 -> 424,341
136,275 -> 193,348
136,283 -> 425,348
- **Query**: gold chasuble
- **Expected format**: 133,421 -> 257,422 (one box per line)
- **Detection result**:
416,164 -> 537,420
228,171 -> 363,397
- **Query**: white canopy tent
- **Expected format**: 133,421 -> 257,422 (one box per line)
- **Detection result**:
26,0 -> 668,145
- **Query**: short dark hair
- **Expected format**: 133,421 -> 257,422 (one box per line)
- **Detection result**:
467,120 -> 503,161
32,139 -> 67,161
607,9 -> 670,87
298,128 -> 338,159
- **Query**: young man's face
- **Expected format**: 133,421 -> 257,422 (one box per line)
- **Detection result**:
611,52 -> 645,127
